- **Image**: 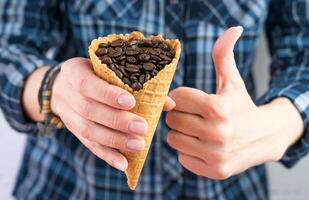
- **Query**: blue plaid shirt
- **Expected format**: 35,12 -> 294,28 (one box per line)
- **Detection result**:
1,0 -> 309,199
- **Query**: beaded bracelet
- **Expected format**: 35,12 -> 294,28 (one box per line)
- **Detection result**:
37,63 -> 65,135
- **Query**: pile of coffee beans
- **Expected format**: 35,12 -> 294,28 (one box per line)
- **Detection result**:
95,38 -> 175,91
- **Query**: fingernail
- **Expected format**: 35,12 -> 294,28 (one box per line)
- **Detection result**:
127,139 -> 145,151
113,160 -> 126,171
129,121 -> 147,134
237,26 -> 244,32
117,94 -> 135,107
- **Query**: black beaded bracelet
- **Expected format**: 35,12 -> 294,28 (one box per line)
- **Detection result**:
37,63 -> 65,135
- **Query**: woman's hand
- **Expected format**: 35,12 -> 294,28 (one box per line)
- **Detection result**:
165,27 -> 304,179
51,57 -> 175,171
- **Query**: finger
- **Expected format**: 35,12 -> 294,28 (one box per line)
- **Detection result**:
63,83 -> 147,136
62,57 -> 136,110
55,97 -> 146,152
163,96 -> 176,111
167,130 -> 224,164
178,153 -> 210,177
212,26 -> 245,92
168,87 -> 210,116
166,110 -> 226,141
167,130 -> 201,157
75,133 -> 128,171
179,153 -> 230,180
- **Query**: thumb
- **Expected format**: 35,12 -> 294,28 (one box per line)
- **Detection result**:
212,26 -> 244,93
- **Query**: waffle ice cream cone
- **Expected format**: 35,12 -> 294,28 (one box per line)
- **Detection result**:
88,31 -> 181,190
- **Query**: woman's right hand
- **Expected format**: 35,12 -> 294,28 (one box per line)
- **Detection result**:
50,57 -> 173,171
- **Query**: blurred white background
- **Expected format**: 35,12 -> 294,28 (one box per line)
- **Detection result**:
0,34 -> 309,200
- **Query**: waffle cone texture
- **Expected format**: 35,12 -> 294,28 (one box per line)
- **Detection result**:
89,31 -> 181,190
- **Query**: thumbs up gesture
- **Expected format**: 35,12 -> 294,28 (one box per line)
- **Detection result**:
166,27 -> 303,179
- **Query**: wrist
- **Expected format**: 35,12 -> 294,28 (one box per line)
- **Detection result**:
22,66 -> 50,122
50,71 -> 60,116
257,97 -> 304,162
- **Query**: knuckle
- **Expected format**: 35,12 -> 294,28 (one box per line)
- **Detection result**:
214,99 -> 230,119
214,152 -> 229,164
108,134 -> 121,149
215,164 -> 231,180
111,114 -> 120,130
205,96 -> 230,120
77,74 -> 92,94
79,99 -> 93,119
98,84 -> 112,104
215,123 -> 233,147
79,122 -> 91,139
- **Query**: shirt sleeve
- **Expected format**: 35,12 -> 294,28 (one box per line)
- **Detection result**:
0,0 -> 63,134
258,0 -> 309,168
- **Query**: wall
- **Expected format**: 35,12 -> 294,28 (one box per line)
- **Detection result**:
0,35 -> 309,199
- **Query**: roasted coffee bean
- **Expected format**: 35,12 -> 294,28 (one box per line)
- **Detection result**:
99,43 -> 109,48
156,48 -> 164,54
139,40 -> 152,47
123,77 -> 132,86
157,65 -> 164,70
110,63 -> 117,71
95,48 -> 108,56
159,43 -> 170,51
116,55 -> 126,61
114,69 -> 123,79
159,61 -> 169,66
112,58 -> 118,63
140,48 -> 149,54
151,70 -> 158,76
130,73 -> 139,81
111,39 -> 125,47
125,47 -> 139,55
159,54 -> 172,62
132,82 -> 143,91
139,75 -> 145,84
95,39 -> 174,91
149,48 -> 160,56
126,63 -> 139,73
108,47 -> 123,58
166,51 -> 175,58
113,63 -> 120,69
145,73 -> 151,82
151,40 -> 161,47
143,62 -> 156,71
150,54 -> 161,61
126,56 -> 137,63
149,60 -> 157,64
138,54 -> 150,62
101,55 -> 112,65
118,66 -> 129,77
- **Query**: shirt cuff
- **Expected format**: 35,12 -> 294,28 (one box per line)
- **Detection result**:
0,57 -> 57,135
257,84 -> 309,168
